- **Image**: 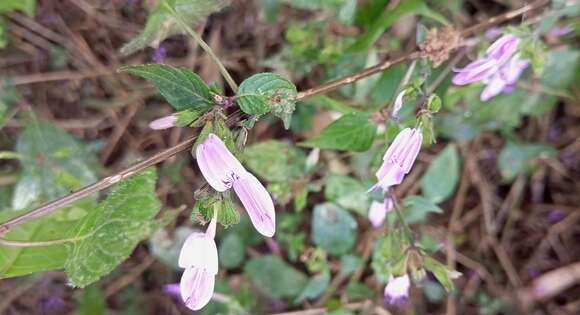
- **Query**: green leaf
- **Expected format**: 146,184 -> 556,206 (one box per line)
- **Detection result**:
244,255 -> 308,299
120,0 -> 228,56
0,0 -> 36,16
193,190 -> 240,227
421,144 -> 460,203
219,232 -> 245,270
236,73 -> 297,128
295,269 -> 331,303
540,49 -> 579,89
424,256 -> 455,291
324,174 -> 369,215
349,0 -> 448,51
120,64 -> 212,111
346,281 -> 374,300
300,112 -> 377,152
0,200 -> 94,278
401,195 -> 443,224
497,142 -> 556,182
340,255 -> 363,275
243,140 -> 306,181
13,122 -> 97,210
192,119 -> 237,156
311,203 -> 357,256
64,168 -> 161,287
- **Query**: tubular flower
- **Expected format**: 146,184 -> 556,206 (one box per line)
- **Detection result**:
371,128 -> 422,192
178,219 -> 218,311
368,197 -> 394,228
149,114 -> 177,130
453,34 -> 528,101
384,274 -> 411,304
196,133 -> 276,237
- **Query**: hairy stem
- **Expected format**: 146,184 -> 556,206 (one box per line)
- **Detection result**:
166,4 -> 239,93
0,0 -> 550,238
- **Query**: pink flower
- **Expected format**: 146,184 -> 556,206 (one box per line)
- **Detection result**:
371,128 -> 422,191
149,114 -> 177,130
196,133 -> 276,237
384,274 -> 411,304
453,34 -> 527,101
178,219 -> 218,311
480,55 -> 529,101
368,197 -> 394,228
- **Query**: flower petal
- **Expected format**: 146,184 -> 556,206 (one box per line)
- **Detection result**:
368,200 -> 387,228
178,231 -> 218,272
232,173 -> 276,237
480,74 -> 507,101
180,266 -> 215,311
384,274 -> 410,303
486,34 -> 520,64
196,133 -> 247,192
149,115 -> 177,130
452,58 -> 498,85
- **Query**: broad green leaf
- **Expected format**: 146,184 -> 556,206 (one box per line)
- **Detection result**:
0,199 -> 94,278
295,269 -> 331,303
340,255 -> 363,275
349,0 -> 448,51
13,122 -> 97,210
281,0 -> 345,10
300,112 -> 377,152
0,0 -> 36,16
64,168 -> 161,287
311,203 -> 357,256
540,49 -> 579,89
219,232 -> 245,269
401,195 -> 443,224
497,142 -> 556,182
245,255 -> 308,299
244,140 -> 306,181
324,174 -> 369,215
421,144 -> 460,203
120,0 -> 229,56
120,64 -> 212,111
193,190 -> 240,227
236,73 -> 297,128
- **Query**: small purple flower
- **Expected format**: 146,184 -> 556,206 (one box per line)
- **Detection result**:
371,128 -> 422,191
384,274 -> 410,304
453,34 -> 528,101
548,26 -> 573,38
149,114 -> 177,130
178,218 -> 218,311
153,45 -> 168,63
196,134 -> 276,237
368,197 -> 394,228
485,27 -> 502,40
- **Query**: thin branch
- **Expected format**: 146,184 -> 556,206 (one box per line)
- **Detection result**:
0,0 -> 550,237
166,4 -> 239,92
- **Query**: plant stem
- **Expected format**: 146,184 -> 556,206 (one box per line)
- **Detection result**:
166,4 -> 239,93
0,1 -> 549,237
388,189 -> 415,244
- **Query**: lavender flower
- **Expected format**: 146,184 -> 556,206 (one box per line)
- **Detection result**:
368,197 -> 394,228
178,219 -> 218,311
149,114 -> 177,130
196,133 -> 276,237
384,274 -> 410,304
453,34 -> 529,101
153,45 -> 167,63
371,128 -> 422,191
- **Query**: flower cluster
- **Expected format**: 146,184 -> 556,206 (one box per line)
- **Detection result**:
452,34 -> 529,101
177,133 -> 276,310
369,127 -> 423,303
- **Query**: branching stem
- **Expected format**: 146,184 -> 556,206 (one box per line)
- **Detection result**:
0,0 -> 550,239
